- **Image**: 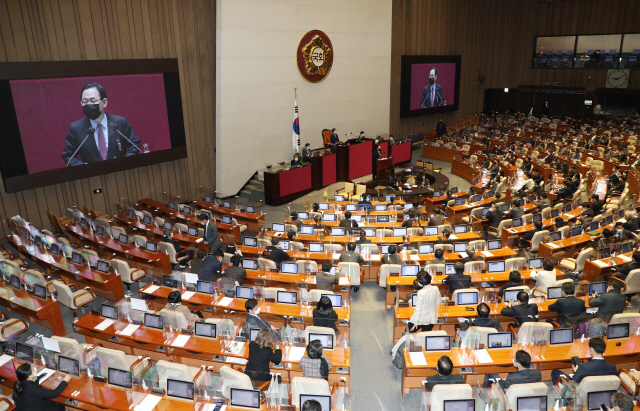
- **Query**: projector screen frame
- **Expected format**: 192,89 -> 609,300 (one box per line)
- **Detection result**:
400,55 -> 462,119
0,58 -> 186,193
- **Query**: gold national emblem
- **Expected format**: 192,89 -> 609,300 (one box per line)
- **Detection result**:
297,30 -> 333,83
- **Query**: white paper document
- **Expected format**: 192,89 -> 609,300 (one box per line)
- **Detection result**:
172,334 -> 191,347
94,319 -> 116,331
143,285 -> 160,294
593,260 -> 608,268
332,253 -> 341,260
287,346 -> 307,362
42,337 -> 60,353
130,298 -> 148,311
119,324 -> 141,337
449,234 -> 458,240
185,273 -> 199,284
369,254 -> 381,261
225,356 -> 248,365
338,276 -> 350,285
473,349 -> 494,364
0,354 -> 13,367
36,368 -> 56,383
547,243 -> 559,249
618,255 -> 632,263
410,255 -> 421,261
409,351 -> 427,366
481,251 -> 494,257
134,394 -> 163,411
218,297 -> 234,307
181,291 -> 195,300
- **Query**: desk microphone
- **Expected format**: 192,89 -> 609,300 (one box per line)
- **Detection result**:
66,127 -> 95,167
110,123 -> 142,153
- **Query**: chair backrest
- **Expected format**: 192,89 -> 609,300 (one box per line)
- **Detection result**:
159,308 -> 189,330
463,261 -> 485,274
530,230 -> 549,251
575,248 -> 595,271
174,223 -> 188,234
506,382 -> 548,411
434,244 -> 453,253
468,240 -> 486,250
437,224 -> 452,235
52,280 -> 74,308
205,318 -> 236,336
577,376 -> 620,404
309,289 -> 333,303
376,228 -> 392,237
304,325 -> 336,345
379,264 -> 402,287
158,241 -> 180,264
95,347 -> 135,377
263,287 -> 286,299
360,244 -> 379,254
338,262 -> 360,286
219,365 -> 253,399
291,377 -> 331,408
133,235 -> 147,247
284,224 -> 298,233
466,326 -> 498,347
296,260 -> 318,273
408,227 -> 424,236
322,129 -> 332,145
517,322 -> 551,344
430,384 -> 473,411
257,257 -> 277,270
156,360 -> 199,390
451,289 -> 479,306
324,244 -> 343,253
624,269 -> 640,294
110,226 -> 127,240
412,330 -> 447,348
505,257 -> 525,271
609,313 -> 640,332
496,219 -> 513,235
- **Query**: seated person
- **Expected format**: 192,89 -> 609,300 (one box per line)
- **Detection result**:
424,356 -> 465,390
290,212 -> 303,231
428,208 -> 445,227
357,195 -> 372,210
519,220 -> 544,248
609,394 -> 635,411
291,153 -> 302,167
382,244 -> 404,265
339,242 -> 365,264
499,270 -> 523,298
484,350 -> 542,388
223,254 -> 247,285
500,291 -> 538,327
300,340 -> 332,380
165,290 -> 201,322
402,213 -> 417,228
339,211 -> 359,228
424,249 -> 446,267
588,279 -> 627,322
436,229 -> 454,245
613,221 -> 636,241
443,262 -> 471,294
466,302 -> 503,331
313,296 -> 339,333
613,250 -> 640,280
316,261 -> 340,291
355,230 -> 371,244
312,216 -> 329,235
245,328 -> 282,382
263,237 -> 290,265
550,337 -> 617,384
196,249 -> 223,282
408,201 -> 423,216
244,298 -> 280,341
461,246 -> 482,263
529,258 -> 556,294
163,229 -> 195,261
548,282 -> 586,326
507,200 -> 524,219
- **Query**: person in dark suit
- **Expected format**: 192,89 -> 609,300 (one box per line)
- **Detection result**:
613,222 -> 636,242
62,83 -> 141,167
291,153 -> 302,167
436,229 -> 454,245
468,302 -> 503,331
199,213 -> 221,253
408,201 -> 423,216
244,298 -> 280,341
443,262 -> 471,294
519,220 -> 543,248
428,209 -> 446,227
244,328 -> 282,382
382,244 -> 404,265
550,338 -> 617,384
424,356 -> 465,390
402,213 -> 417,228
339,243 -> 365,264
420,67 -> 445,108
613,251 -> 640,280
623,210 -> 640,232
223,254 -> 247,285
355,231 -> 371,244
485,204 -> 503,232
588,280 -> 627,322
339,211 -> 358,228
498,271 -> 523,298
195,249 -> 223,282
436,118 -> 447,137
302,143 -> 312,160
506,200 -> 524,220
483,350 -> 542,388
313,296 -> 339,333
373,145 -> 383,179
548,282 -> 586,326
263,237 -> 290,266
590,194 -> 603,215
163,229 -> 195,262
500,291 -> 539,327
12,362 -> 70,411
316,261 -> 339,291
330,128 -> 340,144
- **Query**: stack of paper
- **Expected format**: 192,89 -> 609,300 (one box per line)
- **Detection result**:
409,351 -> 427,366
593,260 -> 608,268
473,349 -> 493,364
287,346 -> 306,362
181,291 -> 195,300
143,285 -> 160,294
547,243 -> 559,249
172,334 -> 191,348
481,251 -> 494,257
134,394 -> 163,411
94,319 -> 116,331
217,297 -> 234,307
0,354 -> 13,367
338,277 -> 350,286
410,255 -> 420,261
119,324 -> 141,337
332,253 -> 341,260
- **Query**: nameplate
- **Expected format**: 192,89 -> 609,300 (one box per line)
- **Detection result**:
399,303 -> 409,307
265,298 -> 275,303
436,272 -> 443,276
270,269 -> 279,273
224,292 -> 235,298
93,376 -> 106,383
90,310 -> 100,316
235,336 -> 246,342
181,328 -> 193,335
409,346 -> 422,352
390,273 -> 399,277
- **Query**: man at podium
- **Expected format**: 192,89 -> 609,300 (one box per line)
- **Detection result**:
373,145 -> 383,179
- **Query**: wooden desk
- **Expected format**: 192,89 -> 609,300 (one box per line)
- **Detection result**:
267,230 -> 481,245
193,199 -> 265,232
115,213 -> 206,250
64,223 -> 172,276
8,233 -> 125,302
582,251 -> 635,283
425,192 -> 468,213
500,208 -> 585,247
538,233 -> 599,258
0,278 -> 65,336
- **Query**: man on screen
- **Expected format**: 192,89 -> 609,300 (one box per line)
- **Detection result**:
420,67 -> 445,108
61,83 -> 142,167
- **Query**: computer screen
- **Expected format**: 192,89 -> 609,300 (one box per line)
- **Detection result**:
323,214 -> 336,222
454,243 -> 467,253
433,191 -> 441,198
450,187 -> 458,194
411,294 -> 418,307
218,214 -> 229,223
547,286 -> 563,299
457,292 -> 478,305
518,198 -> 525,207
444,264 -> 456,275
424,227 -> 438,236
230,388 -> 261,410
244,237 -> 257,247
488,261 -> 505,273
168,201 -> 176,210
606,215 -> 614,225
309,242 -> 324,253
298,212 -> 309,220
500,204 -> 510,212
108,367 -> 133,389
321,294 -> 342,307
194,321 -> 216,338
280,263 -> 298,274
300,226 -> 314,235
364,228 -> 377,237
243,259 -> 257,270
95,225 -> 105,236
401,265 -> 420,277
101,304 -> 118,320
487,332 -> 512,348
386,195 -> 395,202
589,282 -> 607,295
331,227 -> 345,236
532,213 -> 542,222
454,198 -> 464,206
381,244 -> 390,254
182,206 -> 192,215
127,209 -> 136,219
404,203 -> 413,210
246,206 -> 256,214
248,329 -> 260,341
118,233 -> 128,244
15,342 -> 33,363
377,215 -> 390,223
607,323 -> 629,340
142,215 -> 152,225
622,242 -> 633,253
145,241 -> 158,252
517,396 -> 547,411
272,223 -> 285,232
443,399 -> 474,411
564,204 -> 572,213
454,225 -> 467,234
375,204 -> 387,212
549,231 -> 561,242
236,286 -> 254,299
97,260 -> 110,274
34,284 -> 46,299
204,196 -> 212,203
162,275 -> 177,288
528,258 -> 543,270
277,291 -> 298,304
49,243 -> 60,256
300,395 -> 332,411
482,208 -> 490,216
223,201 -> 231,209
167,379 -> 194,401
79,217 -> 87,228
144,313 -> 164,330
512,218 -> 523,228
318,203 -> 329,210
550,328 -> 574,345
571,226 -> 582,237
419,244 -> 434,254
278,240 -> 290,250
352,214 -> 363,223
487,191 -> 495,198
470,195 -> 482,203
58,355 -> 80,377
334,195 -> 345,202
425,335 -> 451,351
551,209 -> 559,218
587,391 -> 616,411
71,251 -> 83,265
187,227 -> 198,236
308,333 -> 334,350
488,240 -> 501,250
393,228 -> 407,237
589,221 -> 599,231
164,221 -> 173,230
197,281 -> 214,294
345,204 -> 357,211
503,289 -> 521,303
9,275 -> 20,290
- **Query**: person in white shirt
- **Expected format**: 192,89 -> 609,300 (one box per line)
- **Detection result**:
409,273 -> 442,332
530,258 -> 556,296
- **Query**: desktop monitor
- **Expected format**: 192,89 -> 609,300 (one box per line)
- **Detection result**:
197,281 -> 214,294
454,225 -> 467,234
182,205 -> 192,215
308,333 -> 334,350
164,221 -> 173,230
167,379 -> 194,401
503,289 -> 522,303
168,201 -> 176,210
331,227 -> 345,237
393,228 -> 408,237
101,304 -> 118,320
589,282 -> 607,295
528,195 -> 537,203
298,212 -> 309,220
323,214 -> 336,222
424,335 -> 451,351
381,244 -> 390,254
433,191 -> 441,198
450,187 -> 458,194
564,204 -> 572,213
272,223 -> 285,232
424,227 -> 438,236
71,251 -> 83,265
236,286 -> 254,299
222,215 -> 232,224
9,275 -> 20,290
444,264 -> 456,275
528,258 -> 543,270
457,292 -> 478,305
300,226 -> 314,235
204,196 -> 212,203
364,228 -> 377,237
375,204 -> 387,212
108,368 -> 133,389
517,198 -> 526,207
454,198 -> 465,206
404,203 -> 413,210
487,332 -> 512,348
321,294 -> 343,307
96,260 -> 110,274
443,399 -> 474,411
299,395 -> 332,411
377,215 -> 390,223
95,226 -> 105,236
144,313 -> 164,330
516,396 -> 547,411
187,227 -> 198,237
244,237 -> 257,247
79,217 -> 87,228
607,323 -> 629,340
15,342 -> 33,363
547,286 -> 563,299
401,265 -> 420,277
488,261 -> 505,273
318,203 -> 329,211
194,321 -> 217,338
243,259 -> 257,270
280,263 -> 298,274
486,191 -> 495,198
277,291 -> 298,304
162,275 -> 177,288
549,231 -> 561,242
345,204 -> 357,212
571,226 -> 582,237
249,329 -> 260,342
606,215 -> 614,225
587,391 -> 616,411
621,242 -> 633,253
58,355 -> 80,377
278,240 -> 290,251
512,218 -> 523,228
500,204 -> 510,212
589,221 -> 599,231
352,214 -> 363,223
551,209 -> 559,218
34,284 -> 46,299
549,328 -> 574,345
145,241 -> 158,253
223,201 -> 231,209
49,243 -> 60,256
487,240 -> 501,251
618,209 -> 625,218
118,233 -> 129,244
386,195 -> 396,202
334,195 -> 345,202
419,244 -> 434,254
454,243 -> 467,253
470,195 -> 482,203
309,242 -> 324,253
482,208 -> 490,217
230,388 -> 261,410
532,213 -> 542,222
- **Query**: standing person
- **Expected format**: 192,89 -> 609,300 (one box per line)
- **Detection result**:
436,118 -> 447,137
408,273 -> 441,332
244,328 -> 282,382
13,362 -> 70,411
420,67 -> 445,108
199,213 -> 221,253
373,145 -> 383,180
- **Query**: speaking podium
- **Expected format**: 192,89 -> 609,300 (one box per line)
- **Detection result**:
376,157 -> 394,180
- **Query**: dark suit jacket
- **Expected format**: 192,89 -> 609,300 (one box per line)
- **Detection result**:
500,369 -> 542,389
373,150 -> 383,162
382,254 -> 404,265
624,217 -> 640,232
204,221 -> 221,252
444,274 -> 472,294
507,207 -> 524,220
244,341 -> 282,382
573,358 -> 618,383
330,133 -> 340,144
316,271 -> 339,291
291,159 -> 302,167
245,313 -> 279,341
62,113 -> 141,166
263,246 -> 290,264
500,303 -> 539,326
424,374 -> 465,391
589,290 -> 627,322
615,261 -> 640,279
302,147 -> 312,158
198,256 -> 222,282
420,83 -> 444,108
470,317 -> 503,331
486,210 -> 503,228
339,219 -> 358,228
165,237 -> 185,254
14,380 -> 69,411
355,238 -> 372,244
548,295 -> 586,326
428,215 -> 445,227
436,121 -> 447,136
313,308 -> 339,333
223,265 -> 247,285
339,251 -> 364,264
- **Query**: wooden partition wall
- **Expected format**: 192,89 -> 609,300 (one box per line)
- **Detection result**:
0,0 -> 215,237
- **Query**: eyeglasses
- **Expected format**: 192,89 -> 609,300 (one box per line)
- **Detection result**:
81,99 -> 103,106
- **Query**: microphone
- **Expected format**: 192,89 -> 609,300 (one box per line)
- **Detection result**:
109,123 -> 142,153
66,127 -> 95,167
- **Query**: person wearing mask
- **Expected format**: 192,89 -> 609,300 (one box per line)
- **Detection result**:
316,261 -> 340,291
313,296 -> 339,333
300,340 -> 332,380
244,298 -> 280,340
291,153 -> 302,167
372,145 -> 383,180
163,229 -> 195,262
339,243 -> 365,264
290,212 -> 303,231
339,211 -> 358,228
501,291 -> 538,327
382,244 -> 404,265
302,143 -> 312,160
330,128 -> 339,144
436,229 -> 454,245
428,208 -> 445,227
424,356 -> 464,390
263,237 -> 290,266
613,222 -> 636,241
166,290 -> 201,323
196,249 -> 223,282
485,350 -> 542,388
548,282 -> 586,326
444,262 -> 471,294
12,362 -> 70,411
467,302 -> 502,331
550,338 -> 617,384
589,280 -> 627,322
436,118 -> 447,137
408,273 -> 441,332
244,328 -> 282,382
355,230 -> 371,244
529,258 -> 556,294
199,213 -> 221,253
613,251 -> 640,280
223,254 -> 247,285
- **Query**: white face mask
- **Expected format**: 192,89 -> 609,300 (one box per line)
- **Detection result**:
254,307 -> 261,315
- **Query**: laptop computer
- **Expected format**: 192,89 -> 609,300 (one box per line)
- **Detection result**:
58,355 -> 80,378
549,328 -> 574,345
424,335 -> 451,351
231,388 -> 261,410
308,333 -> 334,350
166,379 -> 194,401
487,332 -> 512,348
107,367 -> 133,389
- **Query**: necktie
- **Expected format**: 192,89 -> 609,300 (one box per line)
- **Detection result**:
97,124 -> 107,160
431,86 -> 435,106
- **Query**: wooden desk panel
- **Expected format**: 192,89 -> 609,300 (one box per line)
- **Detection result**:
193,200 -> 265,232
0,279 -> 65,336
